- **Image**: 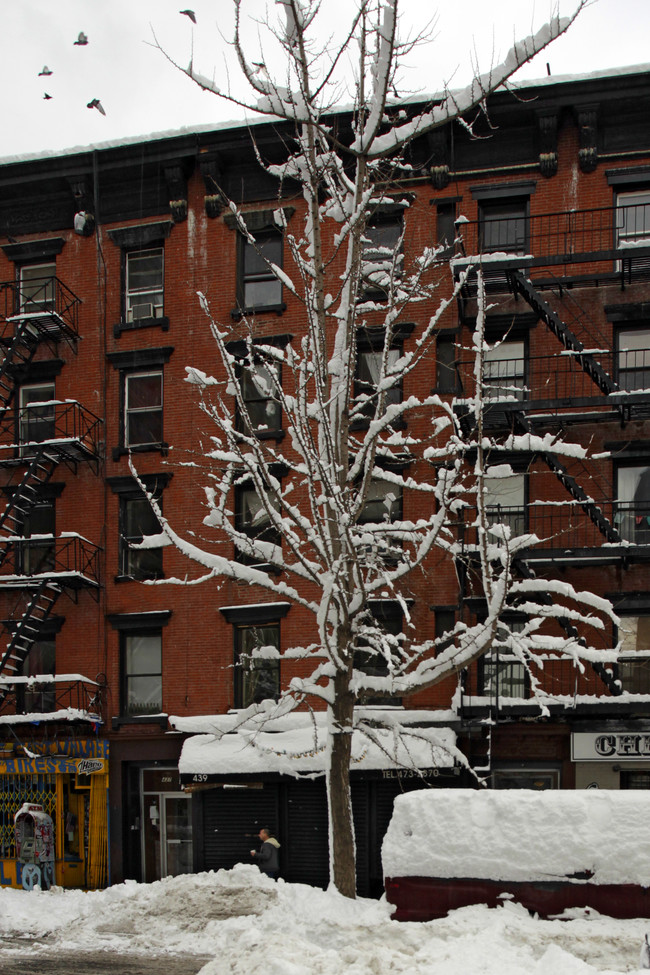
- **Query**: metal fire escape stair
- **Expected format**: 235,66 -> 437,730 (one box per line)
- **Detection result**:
512,411 -> 621,545
0,321 -> 42,411
0,579 -> 63,705
508,270 -> 617,396
0,448 -> 60,569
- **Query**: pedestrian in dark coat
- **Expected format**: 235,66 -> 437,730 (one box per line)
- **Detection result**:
250,827 -> 281,879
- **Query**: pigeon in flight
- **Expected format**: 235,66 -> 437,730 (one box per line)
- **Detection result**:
74,32 -> 88,46
180,9 -> 196,23
43,93 -> 52,100
87,98 -> 106,116
39,66 -> 52,77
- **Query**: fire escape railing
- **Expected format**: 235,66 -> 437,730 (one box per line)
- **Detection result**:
0,278 -> 80,338
0,674 -> 103,720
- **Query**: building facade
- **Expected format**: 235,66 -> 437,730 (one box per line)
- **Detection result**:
0,64 -> 648,894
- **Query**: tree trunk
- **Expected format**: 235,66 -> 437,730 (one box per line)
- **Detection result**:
327,667 -> 356,897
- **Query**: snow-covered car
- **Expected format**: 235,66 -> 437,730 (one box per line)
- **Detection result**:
382,789 -> 650,920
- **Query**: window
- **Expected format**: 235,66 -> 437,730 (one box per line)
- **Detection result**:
235,622 -> 280,708
121,495 -> 163,580
617,327 -> 650,391
20,497 -> 55,575
617,615 -> 650,693
615,465 -> 650,543
125,248 -> 164,321
484,340 -> 525,401
484,470 -> 526,537
479,200 -> 527,254
353,602 -> 403,704
19,639 -> 55,713
125,371 -> 163,448
436,202 -> 457,259
481,620 -> 528,700
237,360 -> 282,435
235,481 -> 281,565
355,347 -> 401,421
435,334 -> 457,392
19,382 -> 56,447
361,215 -> 402,297
241,232 -> 282,310
359,477 -> 402,525
616,191 -> 650,248
123,631 -> 162,716
19,262 -> 55,313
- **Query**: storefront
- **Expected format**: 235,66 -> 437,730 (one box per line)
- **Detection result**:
175,717 -> 464,896
573,727 -> 650,789
0,738 -> 109,889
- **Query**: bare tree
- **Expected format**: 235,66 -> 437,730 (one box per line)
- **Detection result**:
148,0 -> 614,897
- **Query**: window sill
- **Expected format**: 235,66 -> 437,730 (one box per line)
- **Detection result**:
114,573 -> 165,584
230,303 -> 286,321
111,713 -> 168,730
114,315 -> 170,338
112,443 -> 169,462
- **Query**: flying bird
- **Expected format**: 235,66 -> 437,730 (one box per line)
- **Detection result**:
43,93 -> 52,100
74,32 -> 88,46
180,9 -> 196,22
38,66 -> 52,77
87,98 -> 106,116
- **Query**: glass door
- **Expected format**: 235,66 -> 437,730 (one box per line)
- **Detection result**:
140,769 -> 192,882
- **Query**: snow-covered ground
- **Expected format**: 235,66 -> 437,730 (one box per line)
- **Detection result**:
0,865 -> 648,974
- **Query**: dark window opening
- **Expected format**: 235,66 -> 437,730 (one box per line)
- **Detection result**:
237,360 -> 282,435
18,639 -> 56,714
479,200 -> 527,254
615,464 -> 650,543
235,622 -> 280,708
435,334 -> 457,392
354,603 -> 403,705
361,216 -> 402,297
122,631 -> 162,716
121,494 -> 163,580
19,262 -> 55,313
241,232 -> 283,310
355,347 -> 401,422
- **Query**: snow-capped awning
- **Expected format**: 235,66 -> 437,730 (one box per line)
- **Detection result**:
178,721 -> 457,781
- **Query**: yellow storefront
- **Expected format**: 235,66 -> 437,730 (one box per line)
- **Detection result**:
0,739 -> 109,890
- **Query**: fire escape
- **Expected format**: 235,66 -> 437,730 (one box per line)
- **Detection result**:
0,277 -> 102,719
452,203 -> 650,721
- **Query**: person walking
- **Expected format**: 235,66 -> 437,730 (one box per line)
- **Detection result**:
250,827 -> 281,879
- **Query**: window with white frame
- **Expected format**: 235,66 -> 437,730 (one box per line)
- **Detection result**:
484,340 -> 525,401
615,464 -> 650,543
617,327 -> 650,391
617,615 -> 650,694
19,382 -> 56,446
484,470 -> 526,537
19,262 -> 55,313
125,371 -> 163,448
126,248 -> 164,321
616,191 -> 650,247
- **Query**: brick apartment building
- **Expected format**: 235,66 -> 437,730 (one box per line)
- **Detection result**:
0,63 -> 648,896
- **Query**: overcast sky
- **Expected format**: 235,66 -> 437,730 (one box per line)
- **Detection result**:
1,0 -> 649,159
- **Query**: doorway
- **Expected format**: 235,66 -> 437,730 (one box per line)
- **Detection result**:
140,768 -> 192,883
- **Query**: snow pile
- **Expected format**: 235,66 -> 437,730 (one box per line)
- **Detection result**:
383,789 -> 650,885
1,866 -> 649,974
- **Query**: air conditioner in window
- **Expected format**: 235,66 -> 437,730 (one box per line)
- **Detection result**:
127,302 -> 155,322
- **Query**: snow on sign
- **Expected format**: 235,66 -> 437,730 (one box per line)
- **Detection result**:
383,789 -> 650,921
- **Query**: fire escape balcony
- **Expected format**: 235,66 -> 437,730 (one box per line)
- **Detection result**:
455,347 -> 650,427
0,533 -> 101,589
0,277 -> 80,343
458,500 -> 650,566
0,673 -> 103,723
458,651 -> 650,719
453,202 -> 650,288
0,400 -> 102,470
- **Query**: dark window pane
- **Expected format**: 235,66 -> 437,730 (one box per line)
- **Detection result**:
617,328 -> 650,391
237,623 -> 280,706
127,411 -> 162,446
480,201 -> 527,253
124,633 -> 162,715
127,374 -> 162,410
436,336 -> 456,392
243,234 -> 282,308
